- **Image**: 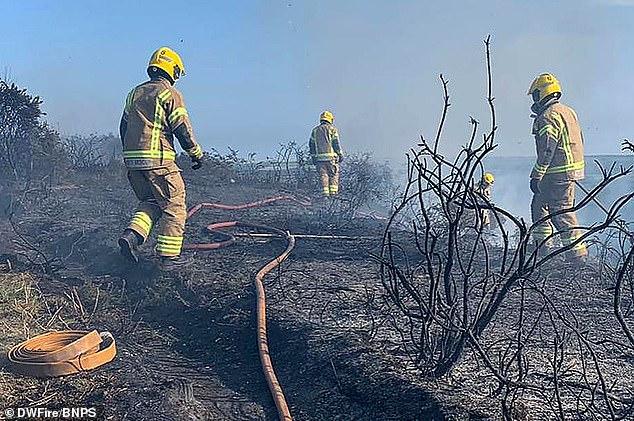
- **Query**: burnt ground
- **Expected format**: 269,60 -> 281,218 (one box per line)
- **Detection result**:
0,168 -> 446,421
0,166 -> 633,420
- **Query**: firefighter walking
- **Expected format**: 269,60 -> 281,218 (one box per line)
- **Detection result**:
118,47 -> 204,270
527,73 -> 587,262
309,111 -> 343,196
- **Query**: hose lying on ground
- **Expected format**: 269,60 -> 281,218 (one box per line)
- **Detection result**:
185,195 -> 309,421
186,194 -> 311,215
8,330 -> 117,377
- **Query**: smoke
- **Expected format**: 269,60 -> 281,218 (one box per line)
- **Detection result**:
290,0 -> 634,226
289,0 -> 633,162
486,155 -> 634,227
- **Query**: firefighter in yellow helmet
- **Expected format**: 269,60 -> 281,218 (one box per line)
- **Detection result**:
118,47 -> 204,270
527,73 -> 587,262
309,110 -> 343,196
477,172 -> 494,228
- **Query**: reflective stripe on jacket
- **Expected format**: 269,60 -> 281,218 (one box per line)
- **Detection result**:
309,122 -> 342,161
122,78 -> 198,170
530,101 -> 584,182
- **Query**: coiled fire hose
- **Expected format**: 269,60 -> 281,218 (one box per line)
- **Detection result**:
184,195 -> 310,421
7,330 -> 117,377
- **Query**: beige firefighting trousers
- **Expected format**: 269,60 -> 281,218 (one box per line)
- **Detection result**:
125,168 -> 187,257
316,160 -> 339,196
530,179 -> 587,258
477,183 -> 492,229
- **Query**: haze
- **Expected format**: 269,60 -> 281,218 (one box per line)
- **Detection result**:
1,0 -> 632,161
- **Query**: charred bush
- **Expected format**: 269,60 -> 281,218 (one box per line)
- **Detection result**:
234,141 -> 314,189
178,147 -> 244,181
63,133 -> 122,171
270,141 -> 314,188
376,37 -> 634,419
319,153 -> 395,220
182,142 -> 310,189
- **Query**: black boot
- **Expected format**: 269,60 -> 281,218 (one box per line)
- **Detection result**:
118,229 -> 140,263
159,254 -> 193,271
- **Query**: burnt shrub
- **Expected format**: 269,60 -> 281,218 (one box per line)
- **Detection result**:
63,133 -> 122,171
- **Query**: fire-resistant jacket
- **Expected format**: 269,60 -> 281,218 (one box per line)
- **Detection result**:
309,122 -> 342,162
121,77 -> 201,170
530,100 -> 584,182
477,181 -> 492,201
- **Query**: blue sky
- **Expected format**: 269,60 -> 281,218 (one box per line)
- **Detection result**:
1,0 -> 633,160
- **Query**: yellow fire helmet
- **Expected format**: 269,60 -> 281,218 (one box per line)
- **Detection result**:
527,73 -> 562,103
148,47 -> 185,83
483,172 -> 495,184
320,110 -> 334,124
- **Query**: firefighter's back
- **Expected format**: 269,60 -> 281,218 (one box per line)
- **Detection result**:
123,79 -> 171,151
542,101 -> 584,182
310,122 -> 338,160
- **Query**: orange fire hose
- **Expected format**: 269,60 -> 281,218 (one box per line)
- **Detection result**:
185,195 -> 310,421
7,330 -> 117,377
186,194 -> 311,216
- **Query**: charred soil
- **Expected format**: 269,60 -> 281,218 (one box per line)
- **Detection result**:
0,169 -> 446,421
1,167 -> 632,420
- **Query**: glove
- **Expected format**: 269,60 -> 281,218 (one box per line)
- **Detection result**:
530,178 -> 541,195
337,154 -> 344,163
185,144 -> 204,170
191,155 -> 203,170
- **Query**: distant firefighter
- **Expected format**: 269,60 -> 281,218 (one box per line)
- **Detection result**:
118,47 -> 204,270
527,73 -> 587,262
477,172 -> 494,228
309,111 -> 343,196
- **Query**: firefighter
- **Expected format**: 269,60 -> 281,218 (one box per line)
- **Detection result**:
309,111 -> 343,196
117,47 -> 204,270
527,73 -> 587,262
477,172 -> 494,228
